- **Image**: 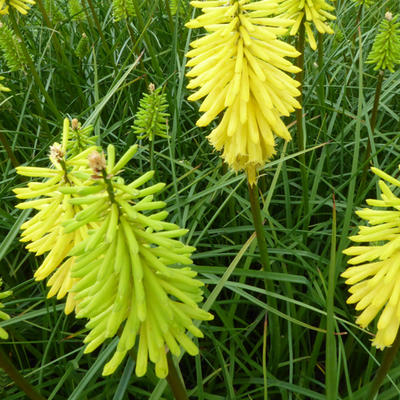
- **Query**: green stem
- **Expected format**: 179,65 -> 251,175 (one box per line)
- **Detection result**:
84,0 -> 112,56
248,182 -> 271,272
0,347 -> 46,400
295,20 -> 309,227
262,312 -> 268,400
317,32 -> 325,110
358,69 -> 384,199
102,169 -> 116,203
369,69 -> 384,135
0,131 -> 19,169
36,0 -> 86,105
367,331 -> 400,400
150,138 -> 155,172
166,353 -> 189,400
352,4 -> 363,48
248,181 -> 280,372
8,10 -> 61,121
326,194 -> 337,400
59,159 -> 72,185
131,0 -> 162,75
164,0 -> 175,34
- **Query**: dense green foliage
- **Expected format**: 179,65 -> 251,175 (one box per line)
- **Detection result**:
1,0 -> 400,399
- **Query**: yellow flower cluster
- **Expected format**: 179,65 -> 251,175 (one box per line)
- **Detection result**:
278,0 -> 336,50
15,119 -> 213,378
66,147 -> 213,377
0,0 -> 35,15
14,120 -> 98,314
342,166 -> 400,349
186,0 -> 301,185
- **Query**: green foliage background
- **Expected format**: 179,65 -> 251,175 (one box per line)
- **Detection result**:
1,0 -> 400,398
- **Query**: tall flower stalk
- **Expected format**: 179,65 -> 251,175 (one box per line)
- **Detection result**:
186,0 -> 301,184
185,0 -> 301,371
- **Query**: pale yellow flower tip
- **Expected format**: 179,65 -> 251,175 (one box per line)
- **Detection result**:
186,0 -> 301,183
343,165 -> 400,349
278,0 -> 336,49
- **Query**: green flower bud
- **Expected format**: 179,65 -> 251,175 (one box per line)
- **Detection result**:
0,22 -> 27,72
112,0 -> 136,21
132,84 -> 170,141
367,13 -> 400,73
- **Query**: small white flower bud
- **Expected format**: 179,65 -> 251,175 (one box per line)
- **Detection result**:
385,12 -> 393,21
88,151 -> 106,173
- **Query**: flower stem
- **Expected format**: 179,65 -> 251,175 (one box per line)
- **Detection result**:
326,194 -> 337,400
369,70 -> 384,137
0,347 -> 46,400
358,69 -> 384,199
84,0 -> 112,55
8,10 -> 61,122
248,182 -> 270,272
166,352 -> 189,400
248,181 -> 280,372
102,169 -> 116,203
295,20 -> 309,227
35,0 -> 86,105
317,32 -> 325,109
0,130 -> 19,169
367,331 -> 400,400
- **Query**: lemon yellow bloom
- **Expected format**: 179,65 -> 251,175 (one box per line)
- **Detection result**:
186,0 -> 301,184
0,0 -> 35,15
278,0 -> 336,50
14,120 -> 99,314
342,166 -> 400,349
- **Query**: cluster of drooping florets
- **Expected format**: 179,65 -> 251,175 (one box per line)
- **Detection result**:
342,166 -> 400,349
60,145 -> 213,377
14,119 -> 99,313
186,0 -> 301,185
278,0 -> 336,50
14,118 -> 212,378
367,12 -> 400,73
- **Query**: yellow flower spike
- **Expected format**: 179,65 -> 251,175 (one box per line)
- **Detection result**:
278,0 -> 336,50
342,166 -> 400,349
186,0 -> 301,185
0,0 -> 35,15
64,145 -> 213,378
14,119 -> 99,311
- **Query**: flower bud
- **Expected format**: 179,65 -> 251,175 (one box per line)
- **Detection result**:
88,151 -> 106,174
